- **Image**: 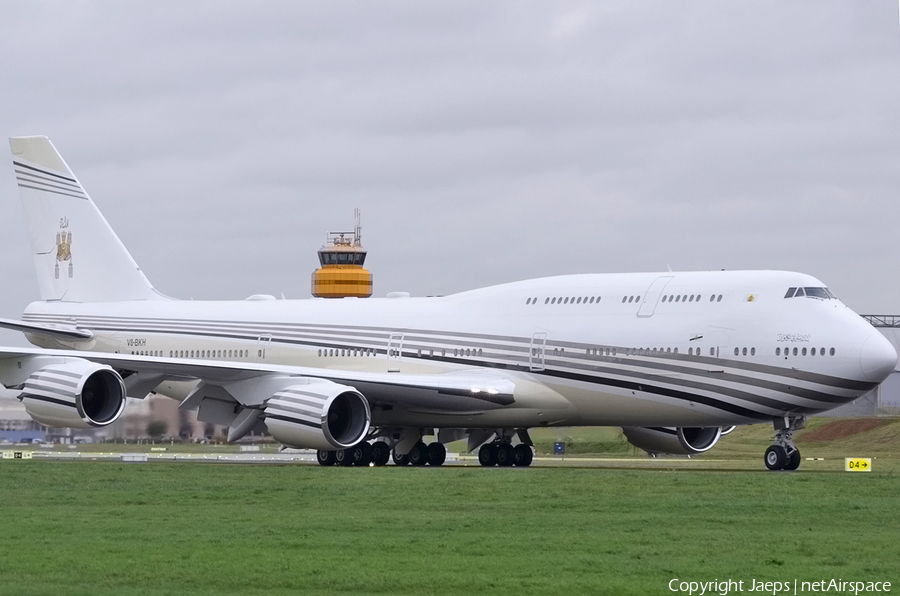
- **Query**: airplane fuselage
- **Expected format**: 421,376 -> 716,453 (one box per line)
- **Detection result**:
21,269 -> 893,430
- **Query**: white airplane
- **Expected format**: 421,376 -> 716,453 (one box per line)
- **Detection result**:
0,136 -> 895,471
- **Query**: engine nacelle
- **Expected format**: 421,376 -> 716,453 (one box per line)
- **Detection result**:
20,360 -> 127,428
622,426 -> 722,456
263,380 -> 371,450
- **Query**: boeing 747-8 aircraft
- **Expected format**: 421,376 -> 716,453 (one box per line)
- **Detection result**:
0,136 -> 895,470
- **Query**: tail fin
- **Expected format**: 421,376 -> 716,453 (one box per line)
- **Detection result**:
10,136 -> 158,302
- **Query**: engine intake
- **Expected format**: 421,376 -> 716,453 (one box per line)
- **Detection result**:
263,380 -> 370,450
622,426 -> 722,456
20,360 -> 127,428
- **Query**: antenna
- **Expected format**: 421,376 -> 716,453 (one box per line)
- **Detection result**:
354,208 -> 362,246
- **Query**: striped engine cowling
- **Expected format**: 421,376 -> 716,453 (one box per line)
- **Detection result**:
263,380 -> 371,450
622,426 -> 722,456
20,359 -> 127,428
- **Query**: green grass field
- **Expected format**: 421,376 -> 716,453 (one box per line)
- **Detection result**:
2,419 -> 899,596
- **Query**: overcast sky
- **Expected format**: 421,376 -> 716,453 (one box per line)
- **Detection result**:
1,2 -> 899,345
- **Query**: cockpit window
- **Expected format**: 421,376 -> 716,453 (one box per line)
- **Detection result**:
804,287 -> 830,299
784,286 -> 836,300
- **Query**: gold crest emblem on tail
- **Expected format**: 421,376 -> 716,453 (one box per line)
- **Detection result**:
55,217 -> 73,279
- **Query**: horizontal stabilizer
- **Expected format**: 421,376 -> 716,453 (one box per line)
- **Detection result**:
0,317 -> 93,341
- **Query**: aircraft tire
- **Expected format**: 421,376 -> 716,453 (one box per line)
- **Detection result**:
784,449 -> 801,471
764,445 -> 787,471
427,442 -> 447,466
496,444 -> 515,467
371,442 -> 391,466
349,442 -> 373,466
514,444 -> 534,467
335,448 -> 353,467
392,450 -> 410,466
478,444 -> 497,467
316,450 -> 336,466
409,441 -> 430,466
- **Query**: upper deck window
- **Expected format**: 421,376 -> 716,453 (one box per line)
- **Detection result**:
784,287 -> 836,300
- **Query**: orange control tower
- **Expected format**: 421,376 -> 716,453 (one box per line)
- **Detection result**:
311,209 -> 373,298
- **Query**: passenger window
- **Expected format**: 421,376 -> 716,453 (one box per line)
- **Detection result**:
793,348 -> 798,356
802,348 -> 807,356
742,347 -> 747,356
576,297 -> 582,304
589,297 -> 595,304
622,296 -> 627,303
811,348 -> 816,356
628,296 -> 634,303
636,296 -> 640,302
830,348 -> 835,356
717,295 -> 722,302
776,347 -> 780,356
750,348 -> 756,356
709,348 -> 715,356
709,295 -> 715,302
734,347 -> 739,356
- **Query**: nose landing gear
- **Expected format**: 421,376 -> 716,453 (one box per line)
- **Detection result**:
764,416 -> 805,471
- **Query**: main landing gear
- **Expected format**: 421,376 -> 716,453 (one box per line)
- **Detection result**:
477,442 -> 534,467
317,441 -> 392,467
764,416 -> 805,471
317,440 -> 446,467
391,441 -> 447,467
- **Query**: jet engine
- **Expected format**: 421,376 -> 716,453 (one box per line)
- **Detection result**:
20,360 -> 127,428
263,380 -> 371,450
622,426 -> 722,456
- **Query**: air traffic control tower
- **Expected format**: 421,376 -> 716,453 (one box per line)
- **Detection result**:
311,209 -> 373,298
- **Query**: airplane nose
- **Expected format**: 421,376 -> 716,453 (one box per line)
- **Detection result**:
859,333 -> 897,382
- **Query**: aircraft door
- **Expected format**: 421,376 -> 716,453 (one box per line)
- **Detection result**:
637,276 -> 674,317
257,335 -> 272,362
530,332 -> 547,371
388,333 -> 403,372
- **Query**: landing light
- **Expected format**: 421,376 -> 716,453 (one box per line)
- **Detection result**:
470,387 -> 500,395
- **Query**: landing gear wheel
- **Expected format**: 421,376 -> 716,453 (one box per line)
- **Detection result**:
349,442 -> 373,466
478,443 -> 497,467
371,442 -> 391,466
391,450 -> 410,466
514,444 -> 534,467
764,445 -> 787,470
409,441 -> 430,466
784,449 -> 801,471
496,444 -> 515,467
316,450 -> 335,466
427,442 -> 447,466
335,448 -> 353,467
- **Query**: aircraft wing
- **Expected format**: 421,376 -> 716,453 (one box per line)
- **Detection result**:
0,346 -> 516,413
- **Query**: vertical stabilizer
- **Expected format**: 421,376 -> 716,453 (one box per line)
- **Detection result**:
9,136 -> 157,302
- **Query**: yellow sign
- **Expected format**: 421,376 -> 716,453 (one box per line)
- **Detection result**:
2,450 -> 34,460
845,458 -> 872,472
